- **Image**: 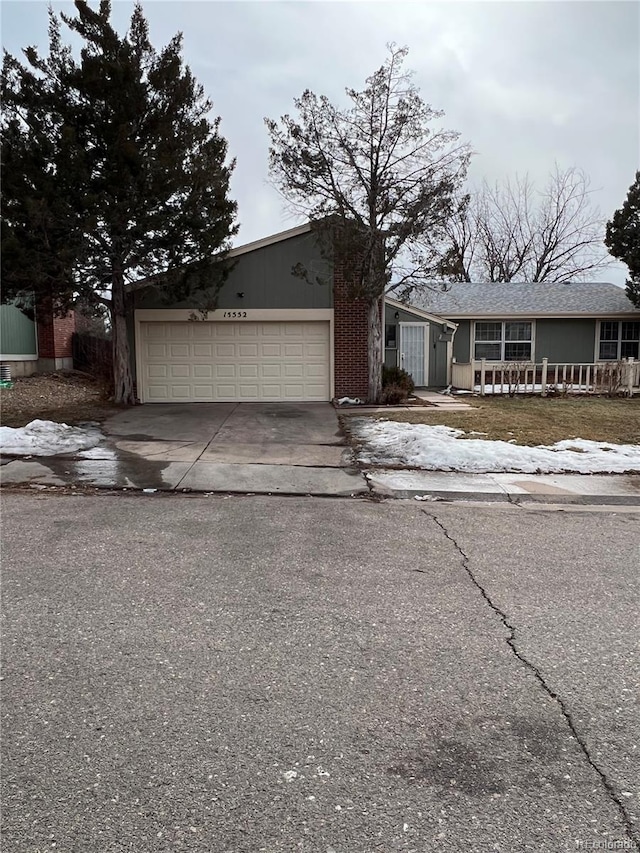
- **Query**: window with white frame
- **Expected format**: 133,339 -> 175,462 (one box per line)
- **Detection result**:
598,320 -> 640,360
474,321 -> 532,361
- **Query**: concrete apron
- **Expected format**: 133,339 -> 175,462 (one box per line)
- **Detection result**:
0,402 -> 369,497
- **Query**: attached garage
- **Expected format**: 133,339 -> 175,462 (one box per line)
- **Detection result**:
135,309 -> 333,403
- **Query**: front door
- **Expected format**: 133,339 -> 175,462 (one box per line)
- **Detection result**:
399,323 -> 428,386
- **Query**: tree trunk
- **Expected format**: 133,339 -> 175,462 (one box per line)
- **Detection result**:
367,296 -> 383,403
111,268 -> 136,405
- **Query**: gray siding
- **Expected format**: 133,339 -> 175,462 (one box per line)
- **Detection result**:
384,348 -> 398,369
535,319 -> 596,362
452,320 -> 471,362
429,328 -> 449,387
135,232 -> 332,311
0,304 -> 37,356
453,318 -> 597,363
384,304 -> 449,387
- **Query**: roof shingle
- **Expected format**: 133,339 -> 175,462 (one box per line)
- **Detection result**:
406,282 -> 638,317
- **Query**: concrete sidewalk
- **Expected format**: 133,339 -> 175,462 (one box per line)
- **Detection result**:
364,469 -> 640,504
2,451 -> 640,504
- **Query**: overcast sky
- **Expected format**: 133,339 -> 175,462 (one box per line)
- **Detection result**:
2,0 -> 638,285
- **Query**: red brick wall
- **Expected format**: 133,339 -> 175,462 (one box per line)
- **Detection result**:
37,302 -> 76,359
333,254 -> 382,401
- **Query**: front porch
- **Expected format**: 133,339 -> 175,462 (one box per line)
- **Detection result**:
451,357 -> 640,397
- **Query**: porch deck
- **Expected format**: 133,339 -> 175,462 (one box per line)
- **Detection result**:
451,358 -> 639,397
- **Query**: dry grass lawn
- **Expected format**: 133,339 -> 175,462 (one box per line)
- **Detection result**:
342,396 -> 640,446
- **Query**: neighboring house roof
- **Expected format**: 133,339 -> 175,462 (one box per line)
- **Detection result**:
385,296 -> 457,329
405,282 -> 639,319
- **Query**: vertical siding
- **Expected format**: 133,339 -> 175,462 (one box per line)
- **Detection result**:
452,320 -> 471,362
535,319 -> 596,362
0,304 -> 37,355
384,348 -> 398,369
428,321 -> 449,387
136,231 -> 333,310
384,305 -> 449,387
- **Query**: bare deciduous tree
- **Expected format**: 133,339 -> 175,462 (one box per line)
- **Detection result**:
265,45 -> 471,402
432,165 -> 612,285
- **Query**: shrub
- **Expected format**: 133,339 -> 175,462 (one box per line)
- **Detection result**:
382,365 -> 415,396
380,383 -> 408,405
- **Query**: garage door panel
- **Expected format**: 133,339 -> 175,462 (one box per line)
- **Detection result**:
169,364 -> 190,378
193,364 -> 213,378
147,384 -> 169,400
306,343 -> 327,357
169,344 -> 189,357
262,364 -> 281,378
216,344 -> 236,357
171,386 -> 191,398
148,364 -> 168,378
284,364 -> 304,378
193,344 -> 213,357
307,364 -> 326,378
192,324 -> 213,339
262,344 -> 282,357
215,364 -> 236,378
147,343 -> 167,357
140,320 -> 330,402
262,325 -> 282,337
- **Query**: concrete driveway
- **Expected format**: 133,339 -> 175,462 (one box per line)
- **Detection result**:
98,402 -> 367,495
105,402 -> 347,465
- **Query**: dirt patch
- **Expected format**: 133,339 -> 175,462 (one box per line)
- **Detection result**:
0,371 -> 125,428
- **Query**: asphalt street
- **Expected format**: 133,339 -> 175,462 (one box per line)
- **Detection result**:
1,494 -> 638,853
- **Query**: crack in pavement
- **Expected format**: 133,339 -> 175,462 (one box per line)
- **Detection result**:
424,509 -> 639,845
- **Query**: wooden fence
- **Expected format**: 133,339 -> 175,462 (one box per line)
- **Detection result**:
451,358 -> 639,397
72,332 -> 112,379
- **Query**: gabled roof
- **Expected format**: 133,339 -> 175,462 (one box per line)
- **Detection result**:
385,296 -> 456,328
228,223 -> 312,258
405,281 -> 639,318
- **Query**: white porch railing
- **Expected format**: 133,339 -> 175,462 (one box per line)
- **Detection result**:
451,357 -> 639,397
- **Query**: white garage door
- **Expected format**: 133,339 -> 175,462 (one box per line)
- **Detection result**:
139,320 -> 331,402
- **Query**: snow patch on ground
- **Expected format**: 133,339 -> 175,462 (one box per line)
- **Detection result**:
0,419 -> 103,456
350,419 -> 640,474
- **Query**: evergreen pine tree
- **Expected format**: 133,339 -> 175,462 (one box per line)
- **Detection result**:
1,0 -> 238,402
605,172 -> 640,308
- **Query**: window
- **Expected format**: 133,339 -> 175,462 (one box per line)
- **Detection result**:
599,320 -> 640,360
474,321 -> 532,361
385,324 -> 397,348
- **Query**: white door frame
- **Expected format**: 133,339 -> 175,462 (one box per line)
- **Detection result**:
399,323 -> 429,386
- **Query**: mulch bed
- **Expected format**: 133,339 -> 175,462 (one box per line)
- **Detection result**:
0,371 -> 124,428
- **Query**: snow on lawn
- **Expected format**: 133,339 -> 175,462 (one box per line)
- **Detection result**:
0,419 -> 103,456
351,419 -> 640,474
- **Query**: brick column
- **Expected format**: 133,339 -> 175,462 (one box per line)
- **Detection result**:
333,255 -> 383,401
36,299 -> 76,370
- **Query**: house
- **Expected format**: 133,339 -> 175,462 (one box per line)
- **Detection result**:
0,301 -> 76,378
404,281 -> 640,390
129,223 -> 456,403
